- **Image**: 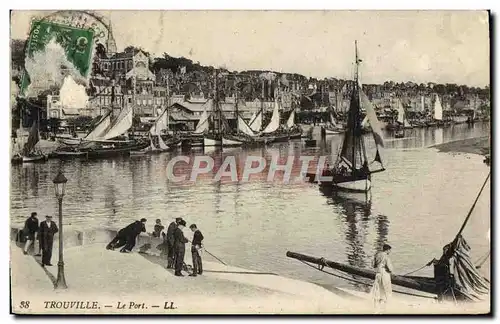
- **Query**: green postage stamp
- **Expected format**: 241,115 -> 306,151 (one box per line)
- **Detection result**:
19,19 -> 94,96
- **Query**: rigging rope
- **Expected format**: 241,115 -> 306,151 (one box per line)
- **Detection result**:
475,251 -> 490,269
402,262 -> 433,276
298,259 -> 437,300
395,172 -> 491,277
454,172 -> 490,241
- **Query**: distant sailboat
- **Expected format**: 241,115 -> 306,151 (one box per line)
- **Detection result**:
21,121 -> 46,163
324,109 -> 345,135
396,99 -> 412,129
432,94 -> 444,126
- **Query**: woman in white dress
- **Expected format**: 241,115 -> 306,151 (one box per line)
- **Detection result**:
371,244 -> 393,306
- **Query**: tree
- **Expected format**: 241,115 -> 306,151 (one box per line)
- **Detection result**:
11,39 -> 26,70
124,46 -> 150,57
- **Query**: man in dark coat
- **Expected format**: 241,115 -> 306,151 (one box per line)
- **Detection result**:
189,224 -> 204,277
173,219 -> 189,276
39,215 -> 58,266
166,217 -> 182,268
23,212 -> 39,255
121,218 -> 147,253
106,218 -> 147,252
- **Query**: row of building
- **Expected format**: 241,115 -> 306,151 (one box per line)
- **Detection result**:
43,48 -> 488,131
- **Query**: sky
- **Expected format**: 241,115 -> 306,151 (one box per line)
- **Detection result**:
10,10 -> 490,87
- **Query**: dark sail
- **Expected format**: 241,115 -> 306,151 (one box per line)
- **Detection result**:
23,121 -> 39,155
337,86 -> 365,172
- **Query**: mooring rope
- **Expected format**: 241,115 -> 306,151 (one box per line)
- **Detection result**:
475,251 -> 490,269
298,259 -> 437,300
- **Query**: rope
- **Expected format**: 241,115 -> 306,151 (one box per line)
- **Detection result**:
204,270 -> 278,276
402,261 -> 434,276
298,259 -> 437,300
475,251 -> 490,269
454,172 -> 490,241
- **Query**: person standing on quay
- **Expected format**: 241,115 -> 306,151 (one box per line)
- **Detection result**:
189,224 -> 204,277
370,244 -> 393,307
22,212 -> 39,255
166,217 -> 182,269
39,215 -> 58,266
173,219 -> 188,277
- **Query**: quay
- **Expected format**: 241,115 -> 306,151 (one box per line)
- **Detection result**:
10,227 -> 488,314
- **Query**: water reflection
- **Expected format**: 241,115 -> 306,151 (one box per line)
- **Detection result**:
9,122 -> 490,286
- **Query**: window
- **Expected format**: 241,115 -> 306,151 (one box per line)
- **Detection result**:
128,98 -> 132,104
143,99 -> 147,106
137,99 -> 141,106
148,99 -> 152,105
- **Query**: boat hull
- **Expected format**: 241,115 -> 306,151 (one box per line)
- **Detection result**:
333,179 -> 371,192
22,155 -> 46,163
204,136 -> 222,147
222,136 -> 244,147
325,129 -> 341,135
57,137 -> 83,146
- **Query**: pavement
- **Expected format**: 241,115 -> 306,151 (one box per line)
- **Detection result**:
10,229 -> 490,315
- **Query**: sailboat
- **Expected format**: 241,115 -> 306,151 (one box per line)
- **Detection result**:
285,109 -> 303,139
15,121 -> 47,163
133,107 -> 172,154
258,98 -> 289,143
397,99 -> 413,130
308,41 -> 385,192
54,105 -> 149,159
221,92 -> 260,147
428,94 -> 443,127
287,173 -> 490,303
323,109 -> 345,135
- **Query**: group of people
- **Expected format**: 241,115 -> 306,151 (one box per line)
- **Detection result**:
106,217 -> 204,277
20,212 -> 59,267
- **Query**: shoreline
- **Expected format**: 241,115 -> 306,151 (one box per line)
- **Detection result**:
430,136 -> 490,156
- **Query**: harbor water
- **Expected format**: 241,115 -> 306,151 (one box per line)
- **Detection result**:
10,122 -> 491,291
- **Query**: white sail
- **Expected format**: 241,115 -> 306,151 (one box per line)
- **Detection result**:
330,111 -> 338,127
85,112 -> 112,141
237,115 -> 256,136
287,110 -> 296,128
194,110 -> 209,134
361,115 -> 369,128
248,111 -> 257,127
397,100 -> 405,124
101,106 -> 133,140
262,100 -> 280,134
434,94 -> 443,121
158,135 -> 168,150
360,90 -> 384,148
249,111 -> 262,132
150,107 -> 169,135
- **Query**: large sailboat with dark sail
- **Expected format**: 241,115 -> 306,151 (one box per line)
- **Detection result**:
311,41 -> 385,192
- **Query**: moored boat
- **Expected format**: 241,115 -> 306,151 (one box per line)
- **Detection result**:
308,41 -> 386,193
287,173 -> 490,302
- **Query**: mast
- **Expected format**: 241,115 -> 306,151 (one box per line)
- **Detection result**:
166,74 -> 170,133
353,41 -> 359,170
235,86 -> 239,133
261,78 -> 265,131
215,69 -> 221,135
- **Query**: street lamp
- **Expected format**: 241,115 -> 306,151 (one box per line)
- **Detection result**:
53,170 -> 68,289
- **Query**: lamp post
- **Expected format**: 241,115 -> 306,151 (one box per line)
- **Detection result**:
53,170 -> 68,289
